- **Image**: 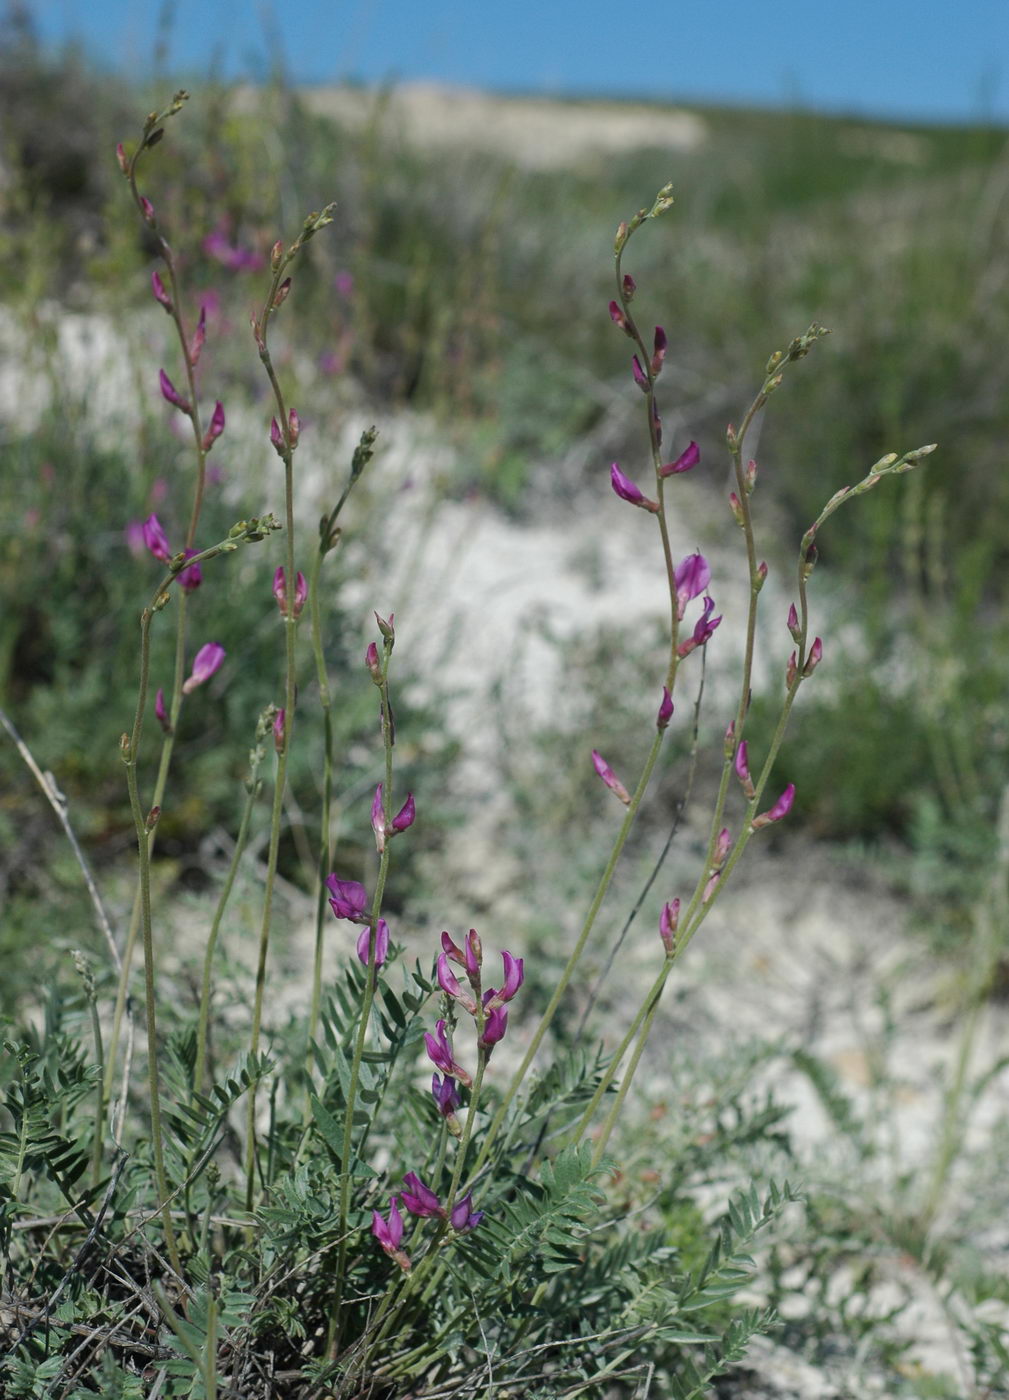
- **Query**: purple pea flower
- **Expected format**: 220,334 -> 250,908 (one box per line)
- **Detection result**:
659,440 -> 700,477
657,687 -> 674,730
401,1172 -> 444,1218
450,1194 -> 485,1233
610,463 -> 659,514
678,595 -> 721,658
142,514 -> 172,564
202,399 -> 225,451
437,953 -> 479,1014
182,642 -> 225,695
674,553 -> 711,620
325,876 -> 370,924
432,1074 -> 461,1119
159,369 -> 190,414
424,1019 -> 472,1087
631,355 -> 649,392
270,417 -> 284,455
592,749 -> 631,805
485,951 -> 524,1010
752,783 -> 796,831
178,549 -> 202,593
357,918 -> 390,967
372,1197 -> 411,1270
391,793 -> 415,833
479,1004 -> 509,1052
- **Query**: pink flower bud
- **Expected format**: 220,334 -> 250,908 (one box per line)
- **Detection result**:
622,272 -> 636,300
728,491 -> 744,526
154,688 -> 171,734
272,566 -> 306,618
592,749 -> 631,805
734,740 -> 752,790
631,355 -> 649,392
608,300 -> 628,332
288,408 -> 300,448
374,612 -> 395,642
270,417 -> 284,455
658,441 -> 699,477
159,369 -> 190,414
786,651 -> 798,688
202,400 -> 225,452
702,872 -> 721,903
151,271 -> 172,312
273,276 -> 292,308
657,686 -> 674,730
713,827 -> 731,868
610,463 -> 659,513
190,306 -> 207,366
116,142 -> 129,174
271,240 -> 284,269
142,513 -> 171,563
391,793 -> 415,833
787,603 -> 800,640
182,642 -> 225,695
755,561 -> 768,589
357,918 -> 390,967
659,899 -> 680,954
650,326 -> 667,376
371,782 -> 386,854
745,458 -> 758,492
752,782 -> 796,831
365,641 -> 382,683
802,637 -> 823,677
140,196 -> 155,225
273,708 -> 286,754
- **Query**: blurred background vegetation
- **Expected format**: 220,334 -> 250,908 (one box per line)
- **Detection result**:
1,3 -> 1008,1011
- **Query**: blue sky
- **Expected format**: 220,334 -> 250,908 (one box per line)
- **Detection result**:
31,0 -> 1008,126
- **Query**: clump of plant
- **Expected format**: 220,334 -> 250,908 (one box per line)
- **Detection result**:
1,93 -> 937,1399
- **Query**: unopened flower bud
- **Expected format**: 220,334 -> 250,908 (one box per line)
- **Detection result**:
375,611 -> 395,643
592,750 -> 631,805
145,806 -> 161,831
787,603 -> 800,640
657,686 -> 674,730
622,272 -> 636,299
270,417 -> 284,456
659,899 -> 680,954
116,142 -> 129,174
728,491 -> 744,526
723,720 -> 735,755
288,408 -> 300,448
273,708 -> 286,754
631,355 -> 649,392
752,782 -> 796,831
713,827 -> 731,868
734,740 -> 756,798
608,300 -> 628,332
151,271 -> 172,312
182,642 -> 225,695
273,277 -> 292,308
365,641 -> 382,683
786,650 -> 798,688
391,793 -> 415,833
140,196 -> 155,225
726,422 -> 737,448
155,688 -> 171,733
270,239 -> 284,269
650,326 -> 667,377
202,400 -> 225,451
755,561 -> 768,591
614,221 -> 628,252
178,549 -> 202,593
120,733 -> 131,758
802,637 -> 823,677
801,543 -> 818,581
744,458 -> 758,493
159,369 -> 190,414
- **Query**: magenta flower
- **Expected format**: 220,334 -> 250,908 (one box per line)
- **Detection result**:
657,687 -> 674,730
357,919 -> 390,967
674,553 -> 711,619
485,951 -> 524,1010
365,641 -> 382,683
142,514 -> 172,563
325,875 -> 370,924
437,953 -> 478,1014
182,642 -> 225,695
424,1019 -> 472,1087
450,1194 -> 485,1232
677,594 -> 721,659
372,1197 -> 411,1270
610,463 -> 659,514
159,369 -> 190,414
391,793 -> 415,833
752,783 -> 796,831
714,827 -> 731,867
270,417 -> 284,455
659,441 -> 700,477
479,1004 -> 509,1052
659,899 -> 680,954
125,520 -> 147,557
202,399 -> 225,452
151,271 -> 172,312
178,549 -> 202,593
631,355 -> 649,392
592,749 -> 631,805
154,688 -> 171,734
608,299 -> 628,332
401,1172 -> 444,1218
